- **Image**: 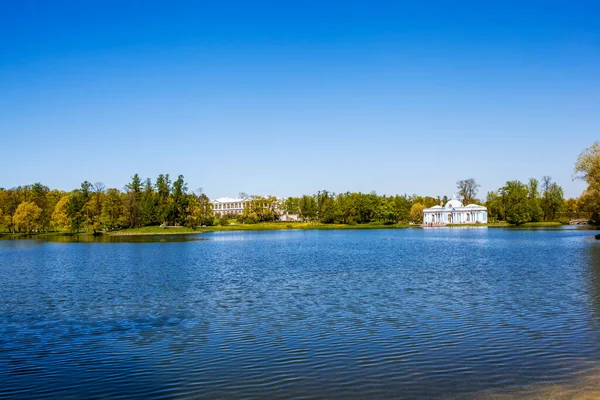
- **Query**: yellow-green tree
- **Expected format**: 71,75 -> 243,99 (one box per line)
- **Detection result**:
52,195 -> 71,232
13,201 -> 42,234
575,141 -> 600,222
410,203 -> 426,224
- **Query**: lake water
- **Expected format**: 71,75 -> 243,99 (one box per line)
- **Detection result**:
1,228 -> 599,399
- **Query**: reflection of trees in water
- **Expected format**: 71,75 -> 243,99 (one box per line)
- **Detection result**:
37,234 -> 205,243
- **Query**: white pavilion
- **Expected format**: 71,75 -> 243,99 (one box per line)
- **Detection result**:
422,196 -> 487,226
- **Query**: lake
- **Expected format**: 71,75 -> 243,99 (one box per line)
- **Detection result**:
1,227 -> 599,399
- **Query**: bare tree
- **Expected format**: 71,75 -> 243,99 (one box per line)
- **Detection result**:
94,182 -> 106,194
456,179 -> 480,205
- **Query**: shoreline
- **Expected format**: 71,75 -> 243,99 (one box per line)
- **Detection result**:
1,221 -> 586,239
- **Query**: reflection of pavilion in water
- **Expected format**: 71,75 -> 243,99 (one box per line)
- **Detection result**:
423,196 -> 487,226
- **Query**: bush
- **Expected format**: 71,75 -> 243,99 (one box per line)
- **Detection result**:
239,212 -> 259,224
218,216 -> 229,226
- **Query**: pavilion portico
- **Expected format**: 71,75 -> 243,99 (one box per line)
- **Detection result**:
423,196 -> 487,226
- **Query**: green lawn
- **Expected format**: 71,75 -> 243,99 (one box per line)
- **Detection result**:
519,221 -> 563,227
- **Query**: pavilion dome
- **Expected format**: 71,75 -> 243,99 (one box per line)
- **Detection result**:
445,197 -> 464,209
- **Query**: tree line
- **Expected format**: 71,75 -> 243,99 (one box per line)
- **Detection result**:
1,142 -> 598,233
0,174 -> 213,234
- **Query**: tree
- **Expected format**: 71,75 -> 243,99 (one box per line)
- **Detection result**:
376,197 -> 400,224
13,201 -> 42,234
283,197 -> 301,215
574,141 -> 600,223
28,183 -> 51,232
527,178 -> 543,222
123,174 -> 143,228
171,175 -> 189,225
485,190 -> 504,221
500,180 -> 531,225
101,188 -> 123,230
155,174 -> 171,224
240,195 -> 279,223
541,176 -> 564,221
52,195 -> 71,232
410,203 -> 426,224
457,179 -> 480,205
140,178 -> 157,226
0,190 -> 12,232
185,193 -> 214,228
299,195 -> 317,221
82,182 -> 105,234
316,191 -> 336,223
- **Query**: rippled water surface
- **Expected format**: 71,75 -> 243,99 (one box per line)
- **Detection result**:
1,228 -> 600,399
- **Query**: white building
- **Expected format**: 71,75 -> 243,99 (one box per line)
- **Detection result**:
211,196 -> 300,221
211,197 -> 248,216
423,196 -> 487,226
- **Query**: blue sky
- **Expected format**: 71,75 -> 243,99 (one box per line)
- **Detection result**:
1,1 -> 598,199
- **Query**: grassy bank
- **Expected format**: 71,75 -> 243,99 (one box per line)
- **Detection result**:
107,226 -> 200,235
107,222 -> 411,235
443,221 -> 566,228
519,221 -> 563,227
0,220 -> 571,239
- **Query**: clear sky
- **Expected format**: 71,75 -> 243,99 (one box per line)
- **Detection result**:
1,1 -> 598,199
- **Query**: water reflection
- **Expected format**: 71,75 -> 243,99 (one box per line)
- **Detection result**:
0,234 -> 206,244
0,228 -> 599,398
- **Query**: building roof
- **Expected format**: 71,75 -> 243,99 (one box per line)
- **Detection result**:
464,204 -> 486,209
211,197 -> 247,203
445,199 -> 464,208
423,194 -> 487,212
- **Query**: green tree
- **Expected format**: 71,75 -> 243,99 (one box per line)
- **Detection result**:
527,178 -> 543,222
283,197 -> 301,215
392,195 -> 412,223
28,183 -> 51,232
299,195 -> 317,220
101,188 -> 123,230
171,175 -> 189,225
317,191 -> 336,223
376,197 -> 400,224
185,193 -> 214,228
155,174 -> 171,224
241,195 -> 279,222
140,178 -> 157,226
123,174 -> 143,228
485,190 -> 504,221
501,180 -> 531,225
541,176 -> 564,221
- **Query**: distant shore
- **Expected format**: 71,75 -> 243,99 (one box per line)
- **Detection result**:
106,222 -> 412,235
0,220 -> 584,239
